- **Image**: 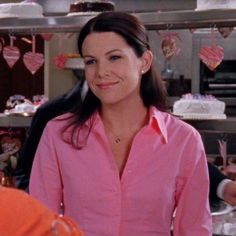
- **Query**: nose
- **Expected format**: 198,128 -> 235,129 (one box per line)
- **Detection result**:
96,61 -> 109,78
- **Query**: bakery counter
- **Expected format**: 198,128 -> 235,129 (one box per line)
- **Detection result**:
0,114 -> 32,127
184,117 -> 236,157
184,117 -> 236,133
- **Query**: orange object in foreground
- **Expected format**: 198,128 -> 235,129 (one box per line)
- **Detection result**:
0,186 -> 84,236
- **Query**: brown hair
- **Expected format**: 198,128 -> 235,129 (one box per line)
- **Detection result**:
63,12 -> 167,148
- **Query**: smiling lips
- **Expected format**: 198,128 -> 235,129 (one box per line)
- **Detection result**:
96,81 -> 118,89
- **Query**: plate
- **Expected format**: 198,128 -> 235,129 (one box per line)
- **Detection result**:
211,200 -> 234,216
66,12 -> 99,17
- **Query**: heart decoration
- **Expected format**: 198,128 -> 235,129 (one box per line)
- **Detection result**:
41,33 -> 54,41
3,36 -> 20,68
161,33 -> 181,60
199,45 -> 224,71
23,35 -> 44,74
218,27 -> 234,38
23,52 -> 44,74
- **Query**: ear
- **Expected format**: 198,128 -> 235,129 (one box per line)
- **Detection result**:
140,50 -> 153,74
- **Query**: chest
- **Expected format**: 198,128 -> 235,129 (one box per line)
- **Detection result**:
106,131 -> 137,176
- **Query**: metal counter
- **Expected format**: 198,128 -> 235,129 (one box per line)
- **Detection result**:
185,117 -> 236,134
184,117 -> 236,157
0,114 -> 32,127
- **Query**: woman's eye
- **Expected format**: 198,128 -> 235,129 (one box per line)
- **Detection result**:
110,55 -> 121,61
84,59 -> 96,65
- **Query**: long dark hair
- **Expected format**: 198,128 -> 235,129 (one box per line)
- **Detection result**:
63,12 -> 167,148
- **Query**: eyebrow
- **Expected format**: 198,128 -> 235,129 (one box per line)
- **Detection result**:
83,49 -> 123,58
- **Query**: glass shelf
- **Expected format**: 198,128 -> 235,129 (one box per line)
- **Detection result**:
1,9 -> 236,34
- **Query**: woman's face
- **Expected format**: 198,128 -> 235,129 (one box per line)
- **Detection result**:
82,32 -> 152,105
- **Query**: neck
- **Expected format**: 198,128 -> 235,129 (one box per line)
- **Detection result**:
100,99 -> 149,135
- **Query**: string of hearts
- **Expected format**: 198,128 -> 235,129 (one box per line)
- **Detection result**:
0,35 -> 44,75
198,27 -> 224,71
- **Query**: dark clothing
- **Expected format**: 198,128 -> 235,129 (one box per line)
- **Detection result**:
15,82 -> 83,190
208,162 -> 227,202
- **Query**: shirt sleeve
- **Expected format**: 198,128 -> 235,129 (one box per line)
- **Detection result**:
29,122 -> 63,214
173,131 -> 212,236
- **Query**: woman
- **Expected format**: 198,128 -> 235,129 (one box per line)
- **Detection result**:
30,12 -> 212,236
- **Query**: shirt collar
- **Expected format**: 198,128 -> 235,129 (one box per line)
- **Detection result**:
84,107 -> 168,144
149,106 -> 168,144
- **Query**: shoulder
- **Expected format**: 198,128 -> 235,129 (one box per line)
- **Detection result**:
157,110 -> 202,146
157,109 -> 199,136
44,113 -> 75,134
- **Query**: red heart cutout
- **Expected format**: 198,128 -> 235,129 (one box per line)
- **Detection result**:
3,46 -> 20,68
199,45 -> 224,71
23,52 -> 44,74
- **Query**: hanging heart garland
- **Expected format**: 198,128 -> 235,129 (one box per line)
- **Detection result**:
3,35 -> 20,68
23,35 -> 44,74
160,31 -> 181,60
199,45 -> 224,71
41,33 -> 54,41
199,28 -> 224,71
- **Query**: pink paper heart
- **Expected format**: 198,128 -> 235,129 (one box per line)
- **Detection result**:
3,46 -> 20,68
199,45 -> 224,71
41,33 -> 54,41
23,52 -> 44,74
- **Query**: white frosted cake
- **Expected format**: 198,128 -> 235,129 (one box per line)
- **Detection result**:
196,0 -> 236,10
173,94 -> 226,120
0,2 -> 43,18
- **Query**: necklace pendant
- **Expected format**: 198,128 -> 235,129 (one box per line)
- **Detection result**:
115,138 -> 121,143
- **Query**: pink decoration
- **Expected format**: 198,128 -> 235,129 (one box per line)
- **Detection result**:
3,46 -> 20,68
41,33 -> 54,41
23,35 -> 44,74
53,54 -> 68,69
161,33 -> 181,60
199,45 -> 224,71
23,52 -> 44,74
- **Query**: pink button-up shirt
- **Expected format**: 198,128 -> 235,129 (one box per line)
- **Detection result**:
30,106 -> 212,236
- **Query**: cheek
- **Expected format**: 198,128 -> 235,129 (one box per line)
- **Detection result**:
84,68 -> 95,83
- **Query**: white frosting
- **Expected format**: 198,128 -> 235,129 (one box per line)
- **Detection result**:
196,0 -> 236,10
0,3 -> 43,18
14,103 -> 37,113
173,95 -> 226,120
